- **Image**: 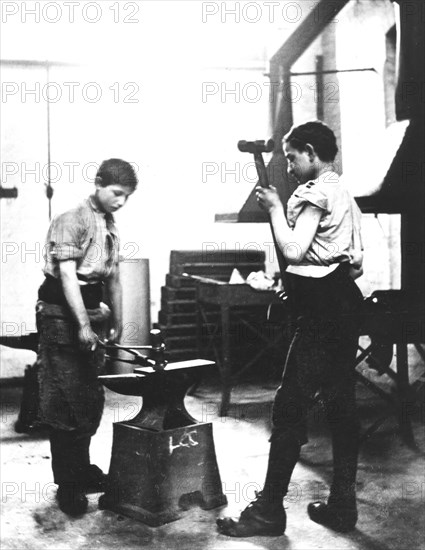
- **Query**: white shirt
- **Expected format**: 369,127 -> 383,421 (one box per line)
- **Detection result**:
285,171 -> 363,278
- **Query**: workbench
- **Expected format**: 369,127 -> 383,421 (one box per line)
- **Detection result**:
196,281 -> 287,416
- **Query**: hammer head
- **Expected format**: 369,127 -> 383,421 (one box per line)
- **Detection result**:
150,328 -> 168,370
238,139 -> 275,154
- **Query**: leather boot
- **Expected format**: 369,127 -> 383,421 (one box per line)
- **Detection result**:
217,433 -> 300,537
307,499 -> 357,533
216,491 -> 286,537
308,419 -> 359,532
73,435 -> 108,493
57,483 -> 88,516
81,464 -> 108,494
50,430 -> 90,516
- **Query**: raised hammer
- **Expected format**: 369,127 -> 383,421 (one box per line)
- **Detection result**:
237,139 -> 274,188
237,138 -> 290,303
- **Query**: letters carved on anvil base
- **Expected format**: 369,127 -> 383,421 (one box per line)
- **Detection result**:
99,422 -> 227,526
98,359 -> 227,526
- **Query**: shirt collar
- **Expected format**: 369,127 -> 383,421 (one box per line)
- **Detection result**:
87,196 -> 116,225
88,195 -> 103,213
312,171 -> 340,186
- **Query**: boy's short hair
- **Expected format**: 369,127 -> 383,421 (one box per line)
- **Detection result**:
96,159 -> 138,191
283,121 -> 338,162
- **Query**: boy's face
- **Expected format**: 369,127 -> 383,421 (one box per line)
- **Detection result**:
94,183 -> 133,214
283,142 -> 315,185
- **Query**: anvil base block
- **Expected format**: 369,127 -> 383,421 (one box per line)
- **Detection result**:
99,421 -> 227,526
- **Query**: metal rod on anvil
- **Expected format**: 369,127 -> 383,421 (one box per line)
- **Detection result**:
99,328 -> 168,371
100,342 -> 162,351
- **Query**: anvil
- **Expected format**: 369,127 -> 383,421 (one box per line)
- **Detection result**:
98,330 -> 227,526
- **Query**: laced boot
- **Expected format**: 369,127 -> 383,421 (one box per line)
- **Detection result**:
307,487 -> 357,532
217,433 -> 300,537
308,420 -> 359,532
57,483 -> 88,517
80,464 -> 108,494
50,431 -> 92,514
216,491 -> 286,537
71,434 -> 108,493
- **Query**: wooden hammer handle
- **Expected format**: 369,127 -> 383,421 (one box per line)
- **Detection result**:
253,152 -> 270,188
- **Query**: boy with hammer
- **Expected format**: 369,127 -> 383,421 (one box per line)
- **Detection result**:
36,159 -> 138,516
217,121 -> 364,536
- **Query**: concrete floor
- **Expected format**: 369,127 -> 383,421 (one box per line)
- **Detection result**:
0,364 -> 424,550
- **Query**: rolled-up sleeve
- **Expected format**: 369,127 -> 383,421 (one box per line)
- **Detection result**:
46,210 -> 86,262
287,184 -> 328,228
294,186 -> 328,212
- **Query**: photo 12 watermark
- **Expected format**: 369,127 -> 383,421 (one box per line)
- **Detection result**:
1,482 -> 57,504
1,240 -> 141,264
1,81 -> 141,105
1,1 -> 140,24
1,160 -> 140,185
202,240 -> 278,263
201,1 -> 340,24
200,237 -> 341,265
201,80 -> 339,104
201,159 -> 341,184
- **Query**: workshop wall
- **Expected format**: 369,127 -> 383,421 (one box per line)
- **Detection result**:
1,0 -> 402,377
288,0 -> 401,296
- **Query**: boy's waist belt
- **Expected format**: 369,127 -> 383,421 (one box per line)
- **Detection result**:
36,300 -> 111,346
38,275 -> 103,309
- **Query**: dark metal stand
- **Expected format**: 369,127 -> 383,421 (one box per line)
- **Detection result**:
354,292 -> 425,448
98,336 -> 227,526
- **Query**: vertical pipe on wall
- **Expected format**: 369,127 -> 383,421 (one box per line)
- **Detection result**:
315,55 -> 324,121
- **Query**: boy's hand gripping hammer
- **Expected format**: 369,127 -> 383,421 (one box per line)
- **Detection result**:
237,139 -> 274,189
237,139 -> 290,303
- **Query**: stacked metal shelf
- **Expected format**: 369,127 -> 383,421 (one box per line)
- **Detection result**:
156,249 -> 267,363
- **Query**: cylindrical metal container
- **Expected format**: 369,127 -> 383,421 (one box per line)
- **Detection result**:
109,258 -> 151,374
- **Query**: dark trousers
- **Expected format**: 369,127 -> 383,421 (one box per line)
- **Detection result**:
37,286 -> 108,489
49,430 -> 91,486
264,264 -> 363,504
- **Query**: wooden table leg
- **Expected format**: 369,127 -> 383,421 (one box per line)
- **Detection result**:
219,304 -> 231,417
196,296 -> 202,357
188,300 -> 205,397
396,343 -> 416,448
